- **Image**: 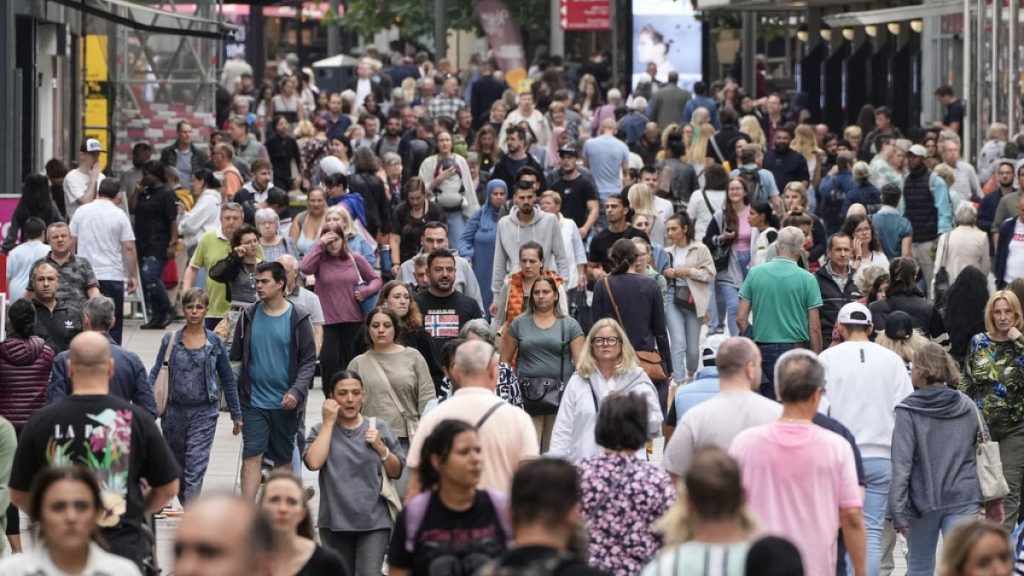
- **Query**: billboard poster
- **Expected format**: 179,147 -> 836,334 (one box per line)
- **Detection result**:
631,0 -> 702,91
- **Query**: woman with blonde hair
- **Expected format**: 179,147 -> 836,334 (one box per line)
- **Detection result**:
627,182 -> 671,244
324,205 -> 376,267
685,124 -> 713,174
644,447 -> 756,575
739,115 -> 766,147
547,318 -> 662,463
962,289 -> 1024,528
938,519 -> 1013,576
655,123 -> 680,162
792,124 -> 823,190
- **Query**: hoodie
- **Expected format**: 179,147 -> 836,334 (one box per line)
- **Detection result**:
491,207 -> 570,297
327,191 -> 368,230
889,385 -> 983,528
0,336 -> 54,427
547,367 -> 663,463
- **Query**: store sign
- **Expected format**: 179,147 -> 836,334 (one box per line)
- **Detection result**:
560,0 -> 610,31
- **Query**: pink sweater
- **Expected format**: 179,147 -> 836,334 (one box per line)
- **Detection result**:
299,240 -> 381,324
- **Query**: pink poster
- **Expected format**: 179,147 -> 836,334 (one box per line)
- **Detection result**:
474,0 -> 528,89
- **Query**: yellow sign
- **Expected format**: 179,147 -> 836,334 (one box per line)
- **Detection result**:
83,35 -> 110,168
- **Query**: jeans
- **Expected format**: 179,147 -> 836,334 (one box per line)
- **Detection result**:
757,342 -> 798,399
187,244 -> 206,289
665,290 -> 702,380
319,528 -> 392,576
140,256 -> 172,317
848,458 -> 891,576
905,503 -> 979,576
445,210 -> 466,248
715,281 -> 740,337
98,280 -> 125,344
912,241 -> 935,299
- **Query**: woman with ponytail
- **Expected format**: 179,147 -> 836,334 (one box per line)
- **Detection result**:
868,257 -> 946,337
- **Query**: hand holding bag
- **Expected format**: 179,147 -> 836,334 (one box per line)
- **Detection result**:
933,233 -> 951,303
602,277 -> 667,381
974,404 -> 1011,501
369,417 -> 402,522
153,332 -> 177,417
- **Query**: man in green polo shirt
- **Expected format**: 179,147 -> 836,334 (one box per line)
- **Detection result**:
181,202 -> 264,329
737,226 -> 822,400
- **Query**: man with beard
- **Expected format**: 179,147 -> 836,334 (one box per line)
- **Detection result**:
27,261 -> 83,354
763,126 -> 810,193
375,111 -> 404,157
491,126 -> 546,192
550,145 -> 600,238
413,249 -> 483,359
631,122 -> 662,166
980,159 -> 1017,239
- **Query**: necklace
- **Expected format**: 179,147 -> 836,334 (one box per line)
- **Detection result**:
243,261 -> 258,291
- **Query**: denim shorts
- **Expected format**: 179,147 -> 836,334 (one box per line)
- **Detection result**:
241,404 -> 299,464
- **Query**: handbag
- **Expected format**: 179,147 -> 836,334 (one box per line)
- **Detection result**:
973,404 -> 1011,501
710,213 -> 733,271
602,277 -> 667,381
152,331 -> 177,417
369,417 -> 403,522
365,353 -> 419,439
669,249 -> 696,312
353,257 -> 379,316
520,319 -> 568,416
933,233 -> 951,303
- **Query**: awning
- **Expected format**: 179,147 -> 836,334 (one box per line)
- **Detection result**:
47,0 -> 236,39
823,0 -> 961,27
694,0 -> 881,13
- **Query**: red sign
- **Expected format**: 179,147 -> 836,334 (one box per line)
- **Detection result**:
560,0 -> 610,31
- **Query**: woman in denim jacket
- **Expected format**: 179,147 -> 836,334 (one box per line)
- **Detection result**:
149,288 -> 242,507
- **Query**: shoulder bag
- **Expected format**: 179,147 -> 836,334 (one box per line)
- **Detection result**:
152,331 -> 178,417
973,403 -> 1011,501
710,213 -> 733,271
933,232 -> 951,303
368,417 -> 402,522
669,249 -> 696,312
353,257 -> 379,316
365,353 -> 419,439
602,277 -> 667,381
520,318 -> 568,416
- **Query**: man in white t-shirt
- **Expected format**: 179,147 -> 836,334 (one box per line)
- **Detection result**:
818,302 -> 912,576
661,336 -> 781,481
69,179 -> 138,344
64,138 -> 106,219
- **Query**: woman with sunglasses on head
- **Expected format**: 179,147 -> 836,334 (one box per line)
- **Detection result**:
0,466 -> 142,575
548,318 -> 662,463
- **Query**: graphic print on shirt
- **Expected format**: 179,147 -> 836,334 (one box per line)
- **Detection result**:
47,409 -> 132,528
423,309 -> 460,338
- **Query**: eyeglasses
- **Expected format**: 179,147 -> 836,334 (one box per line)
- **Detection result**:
592,337 -> 621,347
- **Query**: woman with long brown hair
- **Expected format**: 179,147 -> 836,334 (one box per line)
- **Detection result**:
472,125 -> 501,175
703,176 -> 751,336
259,471 -> 346,575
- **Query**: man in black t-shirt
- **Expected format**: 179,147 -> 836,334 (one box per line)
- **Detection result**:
480,459 -> 609,576
935,85 -> 964,135
133,160 -> 180,329
588,193 -> 649,278
10,332 -> 180,569
413,249 -> 483,360
550,145 -> 600,238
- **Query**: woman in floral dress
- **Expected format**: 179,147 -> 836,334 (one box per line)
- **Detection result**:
961,289 -> 1024,528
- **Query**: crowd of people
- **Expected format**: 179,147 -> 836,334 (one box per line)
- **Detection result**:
1,43 -> 1024,576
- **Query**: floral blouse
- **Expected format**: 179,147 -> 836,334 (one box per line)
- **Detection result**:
961,333 -> 1024,428
577,453 -> 676,576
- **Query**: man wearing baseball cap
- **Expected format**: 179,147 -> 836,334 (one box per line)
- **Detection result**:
549,144 -> 600,239
902,142 -> 951,296
818,301 -> 913,575
64,138 -> 106,219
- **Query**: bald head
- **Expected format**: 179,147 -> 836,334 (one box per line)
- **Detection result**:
452,339 -> 498,389
68,332 -> 113,393
714,337 -> 760,381
846,203 -> 867,218
175,495 -> 273,576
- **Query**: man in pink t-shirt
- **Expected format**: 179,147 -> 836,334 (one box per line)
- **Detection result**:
730,349 -> 866,576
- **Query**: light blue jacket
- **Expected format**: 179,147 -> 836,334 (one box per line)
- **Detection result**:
460,202 -> 502,315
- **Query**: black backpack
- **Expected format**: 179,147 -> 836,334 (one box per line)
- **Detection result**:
738,166 -> 765,204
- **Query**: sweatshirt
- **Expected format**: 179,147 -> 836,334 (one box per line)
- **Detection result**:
889,385 -> 983,528
819,340 -> 913,458
491,207 -> 571,296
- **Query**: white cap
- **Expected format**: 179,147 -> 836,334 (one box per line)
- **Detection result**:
80,138 -> 104,153
319,156 -> 346,177
907,144 -> 928,158
837,302 -> 873,326
702,334 -> 727,363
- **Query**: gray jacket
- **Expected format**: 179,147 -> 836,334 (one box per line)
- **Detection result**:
889,385 -> 983,528
230,302 -> 317,407
491,208 -> 570,296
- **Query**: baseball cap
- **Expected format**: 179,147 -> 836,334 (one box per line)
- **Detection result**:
907,144 -> 928,157
702,334 -> 727,364
884,310 -> 915,341
319,156 -> 346,177
80,138 -> 104,154
838,302 -> 873,326
558,144 -> 579,157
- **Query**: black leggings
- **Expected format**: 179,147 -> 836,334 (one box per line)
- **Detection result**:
6,427 -> 20,536
320,322 -> 363,385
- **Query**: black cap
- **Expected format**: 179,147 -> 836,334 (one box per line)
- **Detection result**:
558,144 -> 579,157
884,310 -> 915,341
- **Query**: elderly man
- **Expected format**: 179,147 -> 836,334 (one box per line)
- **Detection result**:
48,295 -> 157,416
174,495 -> 274,576
738,227 -> 823,398
27,222 -> 100,308
939,135 -> 981,202
730,349 -> 866,576
405,339 -> 537,497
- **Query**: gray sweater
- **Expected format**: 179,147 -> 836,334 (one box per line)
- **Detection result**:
491,208 -> 570,296
889,385 -> 983,528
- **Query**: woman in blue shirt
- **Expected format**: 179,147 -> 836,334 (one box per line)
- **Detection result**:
460,179 -> 507,318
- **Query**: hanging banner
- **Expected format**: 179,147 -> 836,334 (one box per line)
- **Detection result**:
474,0 -> 527,90
560,0 -> 610,31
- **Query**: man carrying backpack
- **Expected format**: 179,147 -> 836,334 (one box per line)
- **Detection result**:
818,152 -> 859,235
730,143 -> 782,214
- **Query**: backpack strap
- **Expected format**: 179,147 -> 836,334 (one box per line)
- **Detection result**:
485,490 -> 516,550
403,491 -> 433,553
